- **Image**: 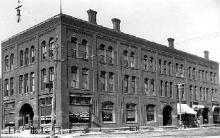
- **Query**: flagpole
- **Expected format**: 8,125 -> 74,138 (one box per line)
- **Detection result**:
60,0 -> 62,14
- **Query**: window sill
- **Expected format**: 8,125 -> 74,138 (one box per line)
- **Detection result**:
103,122 -> 116,124
126,122 -> 138,124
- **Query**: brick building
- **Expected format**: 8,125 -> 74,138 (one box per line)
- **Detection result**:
1,10 -> 219,130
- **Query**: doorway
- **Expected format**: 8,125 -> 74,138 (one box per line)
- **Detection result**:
163,105 -> 172,126
19,104 -> 34,129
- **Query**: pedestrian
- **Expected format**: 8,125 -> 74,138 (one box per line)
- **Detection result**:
197,119 -> 200,127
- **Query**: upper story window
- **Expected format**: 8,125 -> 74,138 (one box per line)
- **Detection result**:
150,57 -> 154,72
41,41 -> 47,60
4,79 -> 9,97
123,50 -> 129,67
124,75 -> 129,93
49,67 -> 54,88
20,50 -> 23,66
192,68 -> 196,80
30,46 -> 35,63
82,68 -> 89,89
30,72 -> 35,92
24,48 -> 29,66
24,73 -> 29,93
5,55 -> 9,71
188,67 -> 192,79
99,44 -> 105,63
159,59 -> 162,74
49,38 -> 55,58
102,101 -> 114,122
81,39 -> 88,59
168,62 -> 172,76
19,75 -> 24,94
108,72 -> 114,92
70,37 -> 77,58
107,46 -> 113,64
100,71 -> 107,91
10,54 -> 14,70
70,66 -> 79,88
170,82 -> 173,98
164,61 -> 167,75
151,79 -> 155,95
144,78 -> 149,95
41,69 -> 47,90
10,77 -> 14,96
130,52 -> 135,68
131,76 -> 136,94
143,55 -> 148,71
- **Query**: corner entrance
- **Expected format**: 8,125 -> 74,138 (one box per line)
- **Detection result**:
163,105 -> 172,126
202,107 -> 209,124
19,104 -> 34,129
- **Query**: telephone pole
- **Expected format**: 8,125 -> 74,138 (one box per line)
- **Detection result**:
177,83 -> 184,127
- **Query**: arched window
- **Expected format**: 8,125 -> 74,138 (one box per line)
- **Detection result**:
30,46 -> 35,63
143,55 -> 148,71
123,50 -> 128,67
99,44 -> 105,63
41,69 -> 47,90
151,79 -> 155,96
10,54 -> 14,70
130,52 -> 135,68
30,72 -> 35,92
5,55 -> 9,71
81,39 -> 88,59
102,101 -> 114,122
144,78 -> 149,95
146,104 -> 155,122
20,50 -> 23,66
24,48 -> 29,65
41,41 -> 47,60
107,46 -> 113,64
70,66 -> 79,88
4,79 -> 9,96
49,38 -> 55,57
126,103 -> 136,122
70,37 -> 77,58
168,62 -> 172,76
150,57 -> 154,71
49,67 -> 54,88
159,59 -> 162,74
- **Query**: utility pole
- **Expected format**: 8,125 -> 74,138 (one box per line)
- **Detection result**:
177,83 -> 184,127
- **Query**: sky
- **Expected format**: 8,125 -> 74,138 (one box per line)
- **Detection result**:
0,0 -> 220,76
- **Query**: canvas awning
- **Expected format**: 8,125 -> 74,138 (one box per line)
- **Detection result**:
212,105 -> 220,111
177,103 -> 197,115
192,105 -> 205,110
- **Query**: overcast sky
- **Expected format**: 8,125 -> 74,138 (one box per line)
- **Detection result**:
0,0 -> 220,75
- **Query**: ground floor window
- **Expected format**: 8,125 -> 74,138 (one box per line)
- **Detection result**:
146,104 -> 155,122
126,103 -> 136,122
102,101 -> 114,122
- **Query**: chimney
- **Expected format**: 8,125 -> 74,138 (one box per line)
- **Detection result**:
204,51 -> 209,60
112,18 -> 121,32
167,38 -> 174,49
87,9 -> 97,24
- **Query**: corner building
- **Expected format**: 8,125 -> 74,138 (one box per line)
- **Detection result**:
1,10 -> 219,130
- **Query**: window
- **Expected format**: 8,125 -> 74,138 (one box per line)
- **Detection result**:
49,38 -> 55,57
175,63 -> 178,76
150,57 -> 154,72
194,86 -> 197,101
180,64 -> 184,77
102,102 -> 114,122
19,75 -> 24,94
81,39 -> 88,59
123,50 -> 129,67
126,103 -> 136,122
159,59 -> 162,74
143,55 -> 148,71
109,72 -> 114,92
10,54 -> 14,70
193,68 -> 196,80
146,105 -> 155,122
170,82 -> 173,98
211,89 -> 214,101
189,85 -> 193,101
69,96 -> 91,105
24,74 -> 29,93
100,71 -> 106,91
144,78 -> 149,95
10,78 -> 14,96
70,37 -> 77,58
200,87 -> 203,101
160,80 -> 163,97
131,76 -> 136,94
130,52 -> 135,68
49,67 -> 54,88
124,75 -> 129,93
206,88 -> 209,101
24,48 -> 29,65
188,67 -> 191,79
5,55 -> 9,71
107,46 -> 113,64
41,69 -> 47,90
71,66 -> 79,88
4,79 -> 9,97
30,46 -> 35,63
30,72 -> 35,92
99,44 -> 105,63
151,79 -> 155,96
168,62 -> 172,76
41,41 -> 47,60
82,68 -> 89,89
164,61 -> 167,75
165,81 -> 168,97
20,50 -> 23,66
